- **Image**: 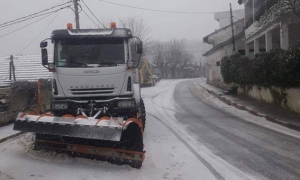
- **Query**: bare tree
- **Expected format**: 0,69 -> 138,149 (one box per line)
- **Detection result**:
149,39 -> 195,78
150,41 -> 168,78
110,17 -> 152,67
118,17 -> 151,48
179,52 -> 193,77
166,39 -> 186,78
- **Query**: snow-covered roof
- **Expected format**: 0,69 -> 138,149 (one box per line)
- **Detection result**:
0,54 -> 52,87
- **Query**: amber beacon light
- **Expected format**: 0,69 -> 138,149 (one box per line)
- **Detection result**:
67,23 -> 73,29
110,22 -> 116,29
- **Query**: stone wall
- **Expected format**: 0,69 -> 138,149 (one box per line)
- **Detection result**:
238,85 -> 300,114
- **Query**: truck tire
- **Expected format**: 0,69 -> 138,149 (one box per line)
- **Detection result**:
140,99 -> 146,131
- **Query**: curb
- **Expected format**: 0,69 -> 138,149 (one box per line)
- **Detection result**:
197,83 -> 300,132
0,132 -> 24,144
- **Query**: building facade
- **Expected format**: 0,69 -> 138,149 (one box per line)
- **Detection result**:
203,10 -> 245,88
239,0 -> 300,59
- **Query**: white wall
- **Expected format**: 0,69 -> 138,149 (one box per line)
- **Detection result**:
238,85 -> 300,114
207,19 -> 245,46
214,9 -> 245,28
206,35 -> 246,84
206,47 -> 227,82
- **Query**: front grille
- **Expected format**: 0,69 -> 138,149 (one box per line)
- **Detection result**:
70,88 -> 114,95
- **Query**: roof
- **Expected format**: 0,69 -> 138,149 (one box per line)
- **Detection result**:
0,54 -> 52,87
203,18 -> 244,43
203,31 -> 245,56
51,28 -> 133,40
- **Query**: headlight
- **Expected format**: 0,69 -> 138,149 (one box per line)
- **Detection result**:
118,100 -> 136,108
127,61 -> 134,68
53,103 -> 68,110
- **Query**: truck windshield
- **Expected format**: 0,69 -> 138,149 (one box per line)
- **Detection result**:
54,38 -> 125,67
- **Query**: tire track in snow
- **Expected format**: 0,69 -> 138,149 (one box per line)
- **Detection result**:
0,132 -> 24,144
145,81 -> 225,180
147,112 -> 225,180
150,90 -> 180,113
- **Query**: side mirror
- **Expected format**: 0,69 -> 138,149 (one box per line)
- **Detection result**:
136,41 -> 143,54
40,41 -> 48,48
41,48 -> 48,66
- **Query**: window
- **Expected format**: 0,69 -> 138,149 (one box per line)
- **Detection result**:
54,38 -> 125,68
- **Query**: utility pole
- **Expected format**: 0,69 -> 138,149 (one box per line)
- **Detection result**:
9,55 -> 16,81
230,3 -> 236,51
74,0 -> 80,29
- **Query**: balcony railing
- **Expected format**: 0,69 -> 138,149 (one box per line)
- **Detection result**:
254,4 -> 266,21
266,0 -> 278,9
245,0 -> 279,29
245,17 -> 254,29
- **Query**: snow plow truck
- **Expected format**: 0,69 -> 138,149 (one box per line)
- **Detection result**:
13,23 -> 146,168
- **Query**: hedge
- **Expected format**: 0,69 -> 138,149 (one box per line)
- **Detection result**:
221,42 -> 300,88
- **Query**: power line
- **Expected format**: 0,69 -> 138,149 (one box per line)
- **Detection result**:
82,9 -> 101,28
0,13 -> 55,39
0,1 -> 71,27
17,11 -> 61,55
0,6 -> 68,40
0,7 -> 69,29
96,0 -> 216,14
82,0 -> 106,28
0,2 -> 71,29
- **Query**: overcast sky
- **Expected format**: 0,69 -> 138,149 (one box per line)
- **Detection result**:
0,0 -> 242,56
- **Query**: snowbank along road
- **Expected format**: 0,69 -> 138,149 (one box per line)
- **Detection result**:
0,79 -> 300,180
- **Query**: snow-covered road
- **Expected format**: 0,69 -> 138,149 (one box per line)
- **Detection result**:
0,79 -> 300,180
0,79 -> 218,180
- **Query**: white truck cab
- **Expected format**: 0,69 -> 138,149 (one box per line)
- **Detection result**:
40,24 -> 144,118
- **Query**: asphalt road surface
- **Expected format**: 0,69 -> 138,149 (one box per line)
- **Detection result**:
146,79 -> 300,180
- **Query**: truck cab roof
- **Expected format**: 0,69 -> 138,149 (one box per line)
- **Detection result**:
51,28 -> 133,40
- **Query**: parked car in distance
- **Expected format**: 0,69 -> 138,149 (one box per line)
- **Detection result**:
152,75 -> 160,84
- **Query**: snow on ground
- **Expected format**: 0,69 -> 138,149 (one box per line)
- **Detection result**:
0,79 -> 218,180
0,123 -> 20,140
1,78 -> 297,180
0,113 -> 217,180
143,79 -> 258,180
192,81 -> 300,139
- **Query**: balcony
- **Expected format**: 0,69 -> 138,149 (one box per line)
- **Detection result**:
266,0 -> 278,9
245,17 -> 253,29
254,4 -> 266,21
245,0 -> 279,29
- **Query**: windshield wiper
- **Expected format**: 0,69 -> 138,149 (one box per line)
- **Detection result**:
68,61 -> 88,67
98,61 -> 118,67
67,55 -> 88,67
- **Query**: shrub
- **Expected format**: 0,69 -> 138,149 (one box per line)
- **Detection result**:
221,54 -> 253,85
221,42 -> 300,88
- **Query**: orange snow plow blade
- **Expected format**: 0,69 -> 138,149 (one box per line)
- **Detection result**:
13,112 -> 145,168
13,113 -> 123,141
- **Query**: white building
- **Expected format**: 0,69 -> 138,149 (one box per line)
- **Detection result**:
215,9 -> 244,29
238,0 -> 300,59
203,10 -> 245,88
